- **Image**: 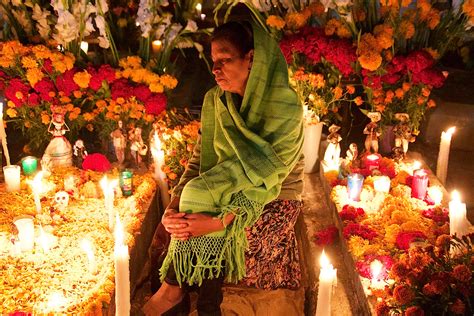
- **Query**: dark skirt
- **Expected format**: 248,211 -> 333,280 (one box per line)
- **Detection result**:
241,199 -> 303,290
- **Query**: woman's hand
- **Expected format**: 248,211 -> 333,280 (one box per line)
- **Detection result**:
180,213 -> 225,238
162,209 -> 190,240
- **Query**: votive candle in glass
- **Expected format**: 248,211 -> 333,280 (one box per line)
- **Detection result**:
13,215 -> 35,252
411,169 -> 429,199
347,173 -> 364,201
365,154 -> 380,171
3,165 -> 20,192
21,156 -> 38,176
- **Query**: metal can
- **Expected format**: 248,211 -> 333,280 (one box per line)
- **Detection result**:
120,169 -> 133,196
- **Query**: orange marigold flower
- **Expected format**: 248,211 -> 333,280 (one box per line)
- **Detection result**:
116,97 -> 125,105
307,2 -> 325,15
31,45 -> 51,59
285,12 -> 308,30
359,33 -> 381,53
325,18 -> 341,36
373,89 -> 385,98
390,262 -> 408,280
160,74 -> 178,89
96,99 -> 107,109
393,285 -> 415,305
25,121 -> 31,128
395,88 -> 404,99
424,47 -> 440,60
21,56 -> 38,69
346,85 -> 355,94
417,0 -> 432,20
405,306 -> 424,316
333,86 -> 343,99
375,104 -> 386,112
150,82 -> 164,93
400,20 -> 415,39
435,234 -> 451,248
354,9 -> 366,22
463,0 -> 474,19
168,172 -> 177,180
73,90 -> 83,98
375,301 -> 390,316
83,112 -> 95,121
421,87 -> 431,97
354,96 -> 364,106
402,82 -> 412,92
26,68 -> 44,87
358,51 -> 382,71
266,15 -> 286,30
6,108 -> 17,118
417,96 -> 426,105
452,264 -> 472,282
73,70 -> 91,89
65,103 -> 74,111
450,298 -> 466,315
427,9 -> 440,29
336,25 -> 352,39
385,90 -> 394,99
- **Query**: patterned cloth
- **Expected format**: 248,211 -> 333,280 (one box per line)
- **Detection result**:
242,199 -> 302,290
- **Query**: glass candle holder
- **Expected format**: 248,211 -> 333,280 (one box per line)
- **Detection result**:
120,169 -> 133,196
3,165 -> 20,192
411,169 -> 429,199
21,156 -> 38,176
347,173 -> 364,201
13,215 -> 35,252
365,154 -> 380,171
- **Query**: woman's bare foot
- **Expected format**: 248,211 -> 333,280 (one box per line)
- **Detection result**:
142,282 -> 184,316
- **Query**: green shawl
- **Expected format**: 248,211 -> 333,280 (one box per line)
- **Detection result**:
160,22 -> 304,286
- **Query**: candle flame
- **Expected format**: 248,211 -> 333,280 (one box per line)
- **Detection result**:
195,3 -> 202,11
446,127 -> 456,135
46,292 -> 68,311
428,186 -> 443,205
370,260 -> 383,280
451,190 -> 461,202
412,160 -> 421,170
367,154 -> 379,161
152,39 -> 162,47
115,214 -> 124,246
319,249 -> 330,268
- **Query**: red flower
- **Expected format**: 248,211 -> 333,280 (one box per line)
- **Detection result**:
421,207 -> 449,223
27,93 -> 40,106
339,204 -> 365,221
390,55 -> 407,73
452,264 -> 472,282
393,284 -> 415,305
450,299 -> 466,315
5,78 -> 30,107
412,68 -> 446,88
133,85 -> 152,102
34,78 -> 55,102
56,69 -> 79,96
343,223 -> 378,240
362,73 -> 382,90
381,73 -> 401,85
375,301 -> 390,316
42,59 -> 53,73
111,78 -> 132,100
314,226 -> 338,246
145,93 -> 167,115
82,153 -> 111,172
8,312 -> 32,316
405,50 -> 434,74
89,64 -> 117,90
395,231 -> 427,250
405,306 -> 424,316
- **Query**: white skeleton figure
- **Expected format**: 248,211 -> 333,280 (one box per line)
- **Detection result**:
53,191 -> 69,211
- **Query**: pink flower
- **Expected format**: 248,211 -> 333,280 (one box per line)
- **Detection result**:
395,231 -> 427,250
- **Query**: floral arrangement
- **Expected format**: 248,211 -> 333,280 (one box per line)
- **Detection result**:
326,157 -> 473,315
153,108 -> 200,189
0,41 -> 177,153
231,0 -> 474,133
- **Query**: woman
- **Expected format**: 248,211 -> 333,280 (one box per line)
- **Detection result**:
144,20 -> 304,315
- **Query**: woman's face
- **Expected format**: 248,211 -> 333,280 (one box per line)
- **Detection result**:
211,39 -> 253,96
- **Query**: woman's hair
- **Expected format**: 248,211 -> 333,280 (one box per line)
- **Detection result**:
211,21 -> 254,57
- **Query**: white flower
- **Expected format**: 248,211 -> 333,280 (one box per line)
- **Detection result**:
94,15 -> 110,48
11,0 -> 22,7
320,0 -> 336,12
97,36 -> 110,49
84,17 -> 95,36
97,0 -> 109,13
185,19 -> 198,32
50,0 -> 66,11
54,10 -> 79,44
176,37 -> 193,48
32,4 -> 51,39
166,23 -> 183,44
194,42 -> 203,54
251,0 -> 271,12
137,0 -> 154,37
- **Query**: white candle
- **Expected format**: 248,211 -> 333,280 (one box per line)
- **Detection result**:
80,239 -> 97,274
316,249 -> 337,316
100,176 -> 117,230
151,132 -> 170,208
32,171 -> 44,213
0,102 -> 11,166
373,176 -> 390,194
436,127 -> 455,185
427,186 -> 443,205
13,215 -> 35,251
114,214 -> 130,316
152,39 -> 162,54
3,165 -> 20,192
200,13 -> 206,20
80,41 -> 89,54
449,190 -> 468,237
370,260 -> 385,290
195,3 -> 202,16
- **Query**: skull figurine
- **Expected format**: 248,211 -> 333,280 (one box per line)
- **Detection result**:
54,191 -> 69,211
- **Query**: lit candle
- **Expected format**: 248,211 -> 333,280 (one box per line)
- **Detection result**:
114,214 -> 130,316
80,41 -> 89,54
46,292 -> 68,312
195,3 -> 202,16
347,173 -> 364,201
151,132 -> 170,208
200,13 -> 206,20
411,169 -> 429,199
436,127 -> 455,185
80,239 -> 97,274
370,259 -> 385,289
21,156 -> 38,176
427,186 -> 443,205
412,160 -> 421,174
316,249 -> 337,316
449,190 -> 468,237
365,154 -> 380,171
32,171 -> 44,213
100,176 -> 117,231
373,176 -> 390,194
0,102 -> 11,166
3,165 -> 20,192
37,225 -> 51,253
13,215 -> 35,252
152,39 -> 162,54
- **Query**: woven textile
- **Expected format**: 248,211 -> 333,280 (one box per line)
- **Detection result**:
160,21 -> 304,286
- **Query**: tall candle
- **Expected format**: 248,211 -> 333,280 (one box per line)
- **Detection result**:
316,249 -> 337,316
32,171 -> 44,213
436,127 -> 455,185
151,132 -> 170,208
13,215 -> 35,252
114,215 -> 130,316
80,239 -> 97,274
347,173 -> 364,201
411,169 -> 429,199
449,190 -> 468,237
373,176 -> 390,194
0,102 -> 11,166
3,165 -> 20,192
100,176 -> 117,230
195,3 -> 202,16
365,154 -> 380,171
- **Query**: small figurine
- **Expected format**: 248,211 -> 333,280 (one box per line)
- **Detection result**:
73,139 -> 88,168
324,124 -> 342,164
129,126 -> 148,166
393,113 -> 416,158
363,112 -> 382,153
392,146 -> 405,162
345,143 -> 358,162
42,111 -> 72,169
110,120 -> 126,165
